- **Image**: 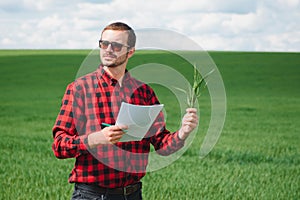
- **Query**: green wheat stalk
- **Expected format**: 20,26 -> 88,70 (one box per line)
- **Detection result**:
175,65 -> 215,108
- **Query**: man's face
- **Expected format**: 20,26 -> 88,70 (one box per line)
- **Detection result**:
100,30 -> 130,67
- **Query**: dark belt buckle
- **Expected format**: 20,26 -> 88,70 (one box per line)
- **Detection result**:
123,185 -> 133,196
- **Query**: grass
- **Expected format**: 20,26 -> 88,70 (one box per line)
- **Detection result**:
0,50 -> 299,199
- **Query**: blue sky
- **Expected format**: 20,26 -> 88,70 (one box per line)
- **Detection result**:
0,0 -> 299,51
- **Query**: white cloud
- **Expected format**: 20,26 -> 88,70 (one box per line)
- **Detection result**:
0,0 -> 299,51
22,0 -> 52,11
37,15 -> 63,31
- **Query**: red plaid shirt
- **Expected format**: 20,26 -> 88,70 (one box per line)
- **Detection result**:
52,65 -> 185,188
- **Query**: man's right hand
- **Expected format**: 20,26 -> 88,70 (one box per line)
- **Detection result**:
87,125 -> 128,148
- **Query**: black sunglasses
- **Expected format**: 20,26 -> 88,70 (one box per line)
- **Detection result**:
99,40 -> 130,52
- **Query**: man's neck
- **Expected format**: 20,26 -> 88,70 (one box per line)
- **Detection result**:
103,65 -> 125,85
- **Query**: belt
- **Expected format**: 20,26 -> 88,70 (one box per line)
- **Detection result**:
75,182 -> 142,196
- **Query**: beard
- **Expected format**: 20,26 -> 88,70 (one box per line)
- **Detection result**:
102,51 -> 129,68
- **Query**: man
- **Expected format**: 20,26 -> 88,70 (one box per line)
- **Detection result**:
52,22 -> 198,200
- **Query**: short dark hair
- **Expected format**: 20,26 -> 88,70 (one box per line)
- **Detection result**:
101,22 -> 136,48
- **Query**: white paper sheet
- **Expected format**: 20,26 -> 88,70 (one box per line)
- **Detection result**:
115,102 -> 164,142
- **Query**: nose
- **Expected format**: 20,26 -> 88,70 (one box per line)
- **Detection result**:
106,44 -> 113,52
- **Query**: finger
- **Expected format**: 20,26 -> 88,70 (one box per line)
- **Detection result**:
184,112 -> 198,119
109,125 -> 128,132
111,130 -> 126,137
110,138 -> 120,144
184,115 -> 199,123
118,125 -> 128,130
108,133 -> 124,143
183,118 -> 199,127
103,130 -> 124,140
185,115 -> 198,122
186,108 -> 197,113
108,126 -> 122,131
183,120 -> 198,127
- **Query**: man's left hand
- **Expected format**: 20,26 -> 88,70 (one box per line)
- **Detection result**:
178,108 -> 199,140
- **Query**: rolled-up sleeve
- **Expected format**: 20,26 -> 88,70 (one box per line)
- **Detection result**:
52,83 -> 89,159
145,87 -> 185,156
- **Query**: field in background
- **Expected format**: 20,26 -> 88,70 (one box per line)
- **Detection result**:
0,50 -> 299,199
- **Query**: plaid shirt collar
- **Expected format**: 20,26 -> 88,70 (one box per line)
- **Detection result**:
96,65 -> 131,86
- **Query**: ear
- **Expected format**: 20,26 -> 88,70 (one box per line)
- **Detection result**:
127,47 -> 135,59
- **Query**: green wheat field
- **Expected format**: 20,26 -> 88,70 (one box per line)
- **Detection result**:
0,50 -> 299,199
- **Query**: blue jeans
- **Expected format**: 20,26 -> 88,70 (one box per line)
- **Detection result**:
71,183 -> 142,200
